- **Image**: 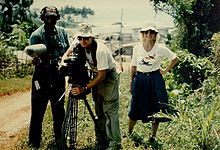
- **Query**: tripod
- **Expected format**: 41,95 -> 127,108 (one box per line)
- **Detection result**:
60,78 -> 101,149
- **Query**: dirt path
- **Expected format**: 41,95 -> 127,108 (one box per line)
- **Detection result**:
0,61 -> 131,149
0,91 -> 31,149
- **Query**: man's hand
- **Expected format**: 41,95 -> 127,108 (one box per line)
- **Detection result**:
71,85 -> 83,96
32,57 -> 40,66
58,57 -> 68,71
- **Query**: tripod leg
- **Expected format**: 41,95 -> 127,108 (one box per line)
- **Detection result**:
61,94 -> 78,149
61,94 -> 73,149
83,98 -> 104,138
69,96 -> 78,148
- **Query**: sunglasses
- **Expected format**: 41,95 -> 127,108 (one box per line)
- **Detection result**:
142,30 -> 156,35
77,36 -> 90,41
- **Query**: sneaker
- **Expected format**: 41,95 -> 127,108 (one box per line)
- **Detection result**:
106,144 -> 122,150
32,147 -> 38,150
56,138 -> 67,150
123,131 -> 134,139
95,140 -> 109,149
28,142 -> 39,150
149,137 -> 156,143
122,133 -> 129,139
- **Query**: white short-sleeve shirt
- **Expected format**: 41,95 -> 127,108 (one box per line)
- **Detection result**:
131,43 -> 177,73
85,39 -> 116,71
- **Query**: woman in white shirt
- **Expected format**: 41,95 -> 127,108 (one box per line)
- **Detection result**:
128,23 -> 178,142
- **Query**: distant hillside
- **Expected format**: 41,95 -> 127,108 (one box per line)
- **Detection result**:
57,21 -> 81,28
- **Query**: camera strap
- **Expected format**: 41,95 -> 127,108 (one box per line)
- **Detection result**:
44,26 -> 63,58
90,40 -> 97,67
54,27 -> 64,56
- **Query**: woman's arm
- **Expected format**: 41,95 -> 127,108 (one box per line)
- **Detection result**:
160,57 -> 179,74
130,66 -> 137,93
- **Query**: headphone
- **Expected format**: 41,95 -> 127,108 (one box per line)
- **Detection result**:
40,6 -> 60,21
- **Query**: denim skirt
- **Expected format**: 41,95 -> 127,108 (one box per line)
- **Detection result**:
128,70 -> 170,123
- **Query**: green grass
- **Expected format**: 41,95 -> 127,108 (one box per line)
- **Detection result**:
13,71 -> 220,149
0,76 -> 32,96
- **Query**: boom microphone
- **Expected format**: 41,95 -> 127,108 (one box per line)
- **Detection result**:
24,44 -> 47,57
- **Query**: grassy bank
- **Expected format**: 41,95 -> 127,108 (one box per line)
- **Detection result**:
14,70 -> 219,150
0,76 -> 32,96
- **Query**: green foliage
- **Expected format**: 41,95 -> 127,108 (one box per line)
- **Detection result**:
0,76 -> 32,96
19,20 -> 39,38
0,0 -> 38,80
60,5 -> 95,22
8,23 -> 29,50
211,32 -> 220,72
0,0 -> 34,33
0,22 -> 34,79
154,71 -> 220,149
171,49 -> 215,90
146,3 -> 220,148
150,0 -> 214,57
0,32 -> 17,70
15,71 -> 219,150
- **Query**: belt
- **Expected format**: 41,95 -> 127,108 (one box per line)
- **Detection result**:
107,67 -> 116,73
40,59 -> 59,65
137,70 -> 159,76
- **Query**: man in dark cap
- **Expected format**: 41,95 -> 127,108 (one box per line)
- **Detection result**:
28,6 -> 69,149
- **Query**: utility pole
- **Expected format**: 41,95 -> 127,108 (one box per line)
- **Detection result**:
118,8 -> 123,72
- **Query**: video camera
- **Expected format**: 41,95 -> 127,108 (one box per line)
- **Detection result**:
60,44 -> 90,85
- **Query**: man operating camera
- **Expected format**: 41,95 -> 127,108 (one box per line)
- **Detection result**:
28,6 -> 69,149
60,23 -> 121,150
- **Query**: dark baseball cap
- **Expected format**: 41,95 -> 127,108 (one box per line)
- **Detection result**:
45,6 -> 58,16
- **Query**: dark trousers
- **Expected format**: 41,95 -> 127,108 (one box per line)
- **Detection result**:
28,66 -> 65,148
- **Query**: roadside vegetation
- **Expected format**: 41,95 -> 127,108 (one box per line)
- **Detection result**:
0,0 -> 219,149
16,68 -> 219,149
0,75 -> 32,96
0,1 -> 95,96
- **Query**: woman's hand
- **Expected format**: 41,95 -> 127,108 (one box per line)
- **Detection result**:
130,66 -> 136,94
159,69 -> 167,75
129,81 -> 133,94
160,57 -> 178,75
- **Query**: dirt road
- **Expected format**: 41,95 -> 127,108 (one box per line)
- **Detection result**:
0,61 -> 131,149
0,91 -> 31,149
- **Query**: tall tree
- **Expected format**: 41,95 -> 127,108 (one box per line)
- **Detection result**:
0,0 -> 33,33
208,0 -> 220,33
60,5 -> 94,22
149,0 -> 217,57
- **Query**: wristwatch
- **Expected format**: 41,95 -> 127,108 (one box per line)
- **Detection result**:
82,86 -> 88,92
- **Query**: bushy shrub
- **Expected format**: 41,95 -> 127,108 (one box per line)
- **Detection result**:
172,49 -> 215,90
0,32 -> 17,70
8,23 -> 29,51
150,0 -> 214,57
0,22 -> 34,79
211,32 -> 220,73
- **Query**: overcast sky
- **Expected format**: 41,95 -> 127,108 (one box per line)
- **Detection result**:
31,0 -> 174,33
31,0 -> 158,10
